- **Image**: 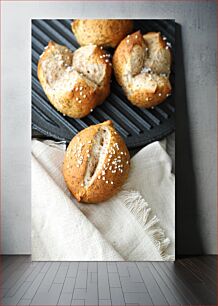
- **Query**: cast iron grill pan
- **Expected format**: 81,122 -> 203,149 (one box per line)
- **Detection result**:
32,19 -> 175,149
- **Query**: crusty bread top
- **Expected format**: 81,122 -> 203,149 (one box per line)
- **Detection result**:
112,31 -> 172,107
63,120 -> 130,203
39,41 -> 112,90
72,19 -> 134,48
38,42 -> 112,117
143,32 -> 171,75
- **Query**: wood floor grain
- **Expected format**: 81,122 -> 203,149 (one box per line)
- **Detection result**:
0,256 -> 217,305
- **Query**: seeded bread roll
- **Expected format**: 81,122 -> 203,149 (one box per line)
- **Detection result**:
63,120 -> 130,204
38,42 -> 112,118
113,31 -> 172,108
72,19 -> 134,48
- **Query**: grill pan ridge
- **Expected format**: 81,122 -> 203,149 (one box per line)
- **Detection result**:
32,19 -> 175,149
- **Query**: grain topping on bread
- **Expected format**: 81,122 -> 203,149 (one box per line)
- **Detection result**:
38,42 -> 112,118
113,31 -> 172,108
63,120 -> 130,203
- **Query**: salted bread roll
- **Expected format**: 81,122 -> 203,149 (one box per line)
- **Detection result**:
63,120 -> 130,204
38,42 -> 112,118
113,31 -> 172,108
72,19 -> 134,48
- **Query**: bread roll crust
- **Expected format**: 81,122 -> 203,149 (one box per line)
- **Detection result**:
38,42 -> 112,118
113,31 -> 172,108
63,120 -> 130,204
72,19 -> 134,48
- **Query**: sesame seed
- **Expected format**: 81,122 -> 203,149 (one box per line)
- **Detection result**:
87,154 -> 90,158
127,35 -> 130,38
75,87 -> 78,91
105,59 -> 109,63
100,55 -> 103,59
121,152 -> 124,155
90,109 -> 93,112
81,183 -> 84,187
106,181 -> 109,184
88,140 -> 91,144
78,100 -> 82,103
165,46 -> 169,49
100,46 -> 103,50
102,177 -> 105,181
76,97 -> 79,101
109,63 -> 112,66
80,86 -> 83,90
158,93 -> 162,96
163,36 -> 167,40
83,94 -> 86,98
86,150 -> 89,153
126,161 -> 129,164
135,35 -> 138,39
111,181 -> 114,184
98,176 -> 101,179
127,39 -> 130,43
145,47 -> 149,51
146,97 -> 149,101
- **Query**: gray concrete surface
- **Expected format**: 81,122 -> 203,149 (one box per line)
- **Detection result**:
1,1 -> 217,254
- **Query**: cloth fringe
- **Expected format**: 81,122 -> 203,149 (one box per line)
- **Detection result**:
119,188 -> 174,261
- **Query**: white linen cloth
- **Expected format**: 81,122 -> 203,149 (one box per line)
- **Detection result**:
32,139 -> 175,261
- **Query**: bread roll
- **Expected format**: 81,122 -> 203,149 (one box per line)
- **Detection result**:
113,31 -> 172,108
63,120 -> 130,203
38,42 -> 112,118
72,19 -> 134,48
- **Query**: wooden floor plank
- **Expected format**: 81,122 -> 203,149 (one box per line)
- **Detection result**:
35,262 -> 60,293
4,262 -> 45,297
1,256 -> 27,285
152,262 -> 190,304
30,283 -> 63,305
144,262 -> 180,305
137,263 -> 169,305
0,256 -> 216,306
190,257 -> 217,283
161,261 -> 201,304
2,281 -> 32,305
175,259 -> 217,304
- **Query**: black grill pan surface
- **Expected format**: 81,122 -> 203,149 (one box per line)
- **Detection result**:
32,19 -> 175,149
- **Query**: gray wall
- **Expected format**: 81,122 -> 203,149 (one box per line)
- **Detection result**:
1,1 -> 217,254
